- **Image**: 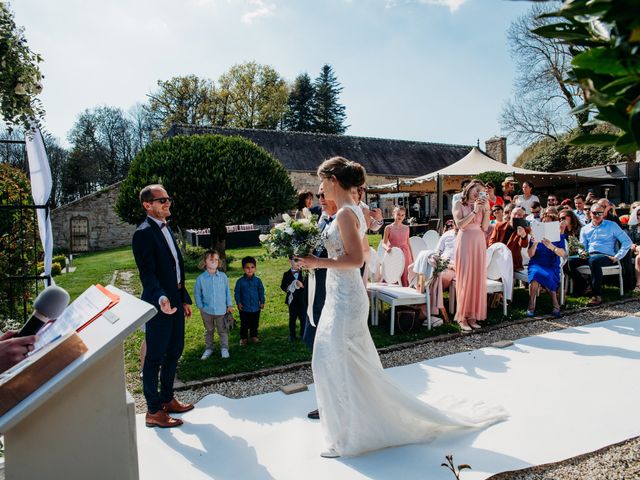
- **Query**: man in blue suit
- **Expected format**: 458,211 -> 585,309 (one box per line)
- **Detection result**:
132,184 -> 194,428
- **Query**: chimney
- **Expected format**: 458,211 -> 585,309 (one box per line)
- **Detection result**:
485,136 -> 507,164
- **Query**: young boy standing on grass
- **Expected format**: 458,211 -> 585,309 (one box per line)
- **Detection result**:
194,250 -> 233,359
234,256 -> 265,345
280,257 -> 307,342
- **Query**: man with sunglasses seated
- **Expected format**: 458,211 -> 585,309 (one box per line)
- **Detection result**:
567,204 -> 632,306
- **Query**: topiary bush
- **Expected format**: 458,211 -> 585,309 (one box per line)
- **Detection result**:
115,134 -> 296,260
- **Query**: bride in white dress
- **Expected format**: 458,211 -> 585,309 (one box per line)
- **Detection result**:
299,157 -> 507,458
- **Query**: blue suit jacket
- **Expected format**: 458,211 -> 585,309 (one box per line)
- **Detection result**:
132,217 -> 192,312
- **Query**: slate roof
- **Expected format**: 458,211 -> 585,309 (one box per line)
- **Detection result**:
165,124 -> 473,177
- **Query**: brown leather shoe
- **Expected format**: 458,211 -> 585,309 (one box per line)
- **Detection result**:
161,397 -> 194,414
145,410 -> 183,428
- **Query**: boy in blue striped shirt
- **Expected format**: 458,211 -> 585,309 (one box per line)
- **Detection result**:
194,250 -> 233,359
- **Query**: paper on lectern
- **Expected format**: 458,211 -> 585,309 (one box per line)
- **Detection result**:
33,285 -> 119,351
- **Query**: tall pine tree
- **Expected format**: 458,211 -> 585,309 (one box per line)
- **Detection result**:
283,73 -> 315,132
311,65 -> 347,135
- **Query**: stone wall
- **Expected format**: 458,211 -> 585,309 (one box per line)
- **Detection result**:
51,182 -> 136,252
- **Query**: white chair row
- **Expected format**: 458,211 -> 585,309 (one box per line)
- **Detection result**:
367,245 -> 438,335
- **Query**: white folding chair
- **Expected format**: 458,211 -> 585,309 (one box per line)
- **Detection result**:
367,246 -> 380,283
571,259 -> 624,296
381,247 -> 405,285
422,230 -> 440,251
409,236 -> 428,262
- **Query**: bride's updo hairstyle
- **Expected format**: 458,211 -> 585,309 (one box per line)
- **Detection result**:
317,156 -> 366,190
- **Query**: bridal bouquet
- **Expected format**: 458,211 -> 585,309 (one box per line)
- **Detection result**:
428,253 -> 450,276
260,213 -> 324,259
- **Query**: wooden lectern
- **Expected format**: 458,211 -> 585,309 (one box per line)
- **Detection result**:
0,286 -> 156,480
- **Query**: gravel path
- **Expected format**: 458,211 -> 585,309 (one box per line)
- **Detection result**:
129,299 -> 640,479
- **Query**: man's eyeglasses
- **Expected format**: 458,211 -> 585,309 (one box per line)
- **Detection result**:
591,211 -> 604,217
531,209 -> 541,213
149,197 -> 172,204
491,208 -> 502,213
316,193 -> 325,199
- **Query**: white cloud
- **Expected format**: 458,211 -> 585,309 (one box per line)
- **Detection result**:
241,0 -> 276,24
385,0 -> 468,13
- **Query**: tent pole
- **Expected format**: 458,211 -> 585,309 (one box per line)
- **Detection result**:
438,174 -> 444,230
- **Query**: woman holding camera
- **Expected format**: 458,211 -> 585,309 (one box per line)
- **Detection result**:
452,180 -> 490,331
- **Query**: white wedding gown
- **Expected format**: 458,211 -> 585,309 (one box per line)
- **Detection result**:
312,204 -> 507,457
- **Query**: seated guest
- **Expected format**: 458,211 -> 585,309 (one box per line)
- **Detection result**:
413,220 -> 457,324
503,203 -> 514,223
489,206 -> 530,272
598,198 -> 622,227
486,204 -> 504,241
526,201 -> 542,224
568,203 -> 632,306
526,211 -> 567,318
559,209 -> 581,239
546,194 -> 559,208
560,198 -> 573,209
626,205 -> 640,292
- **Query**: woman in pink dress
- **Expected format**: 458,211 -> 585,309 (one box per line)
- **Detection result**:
452,180 -> 490,331
382,206 -> 413,286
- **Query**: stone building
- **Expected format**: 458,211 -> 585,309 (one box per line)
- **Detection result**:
51,126 -> 504,251
51,182 -> 135,252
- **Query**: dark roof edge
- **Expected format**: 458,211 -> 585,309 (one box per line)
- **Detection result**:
165,124 -> 474,150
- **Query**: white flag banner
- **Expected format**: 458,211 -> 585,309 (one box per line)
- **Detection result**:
25,126 -> 54,285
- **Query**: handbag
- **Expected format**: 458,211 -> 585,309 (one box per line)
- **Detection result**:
223,312 -> 236,330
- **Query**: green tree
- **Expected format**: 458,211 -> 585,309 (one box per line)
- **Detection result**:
311,64 -> 347,135
283,73 -> 315,132
532,0 -> 640,154
501,3 -> 587,146
67,106 -> 137,195
217,61 -> 289,129
115,134 -> 296,260
145,75 -> 218,136
0,3 -> 44,129
514,125 -> 620,172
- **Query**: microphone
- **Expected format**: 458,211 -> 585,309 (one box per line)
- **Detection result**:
17,286 -> 70,337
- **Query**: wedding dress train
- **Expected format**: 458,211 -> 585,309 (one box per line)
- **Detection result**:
312,204 -> 507,457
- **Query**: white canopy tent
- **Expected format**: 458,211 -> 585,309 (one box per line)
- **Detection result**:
368,147 -> 580,194
367,147 -> 589,226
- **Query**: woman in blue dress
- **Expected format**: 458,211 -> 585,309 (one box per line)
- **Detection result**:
527,210 -> 567,317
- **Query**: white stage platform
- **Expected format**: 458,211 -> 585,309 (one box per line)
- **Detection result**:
136,316 -> 640,479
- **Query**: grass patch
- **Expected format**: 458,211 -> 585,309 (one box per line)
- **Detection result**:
53,237 -> 635,384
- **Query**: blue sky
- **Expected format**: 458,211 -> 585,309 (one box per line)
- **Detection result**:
12,0 -> 532,162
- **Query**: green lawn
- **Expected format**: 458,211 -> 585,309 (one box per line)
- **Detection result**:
53,238 -> 632,385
